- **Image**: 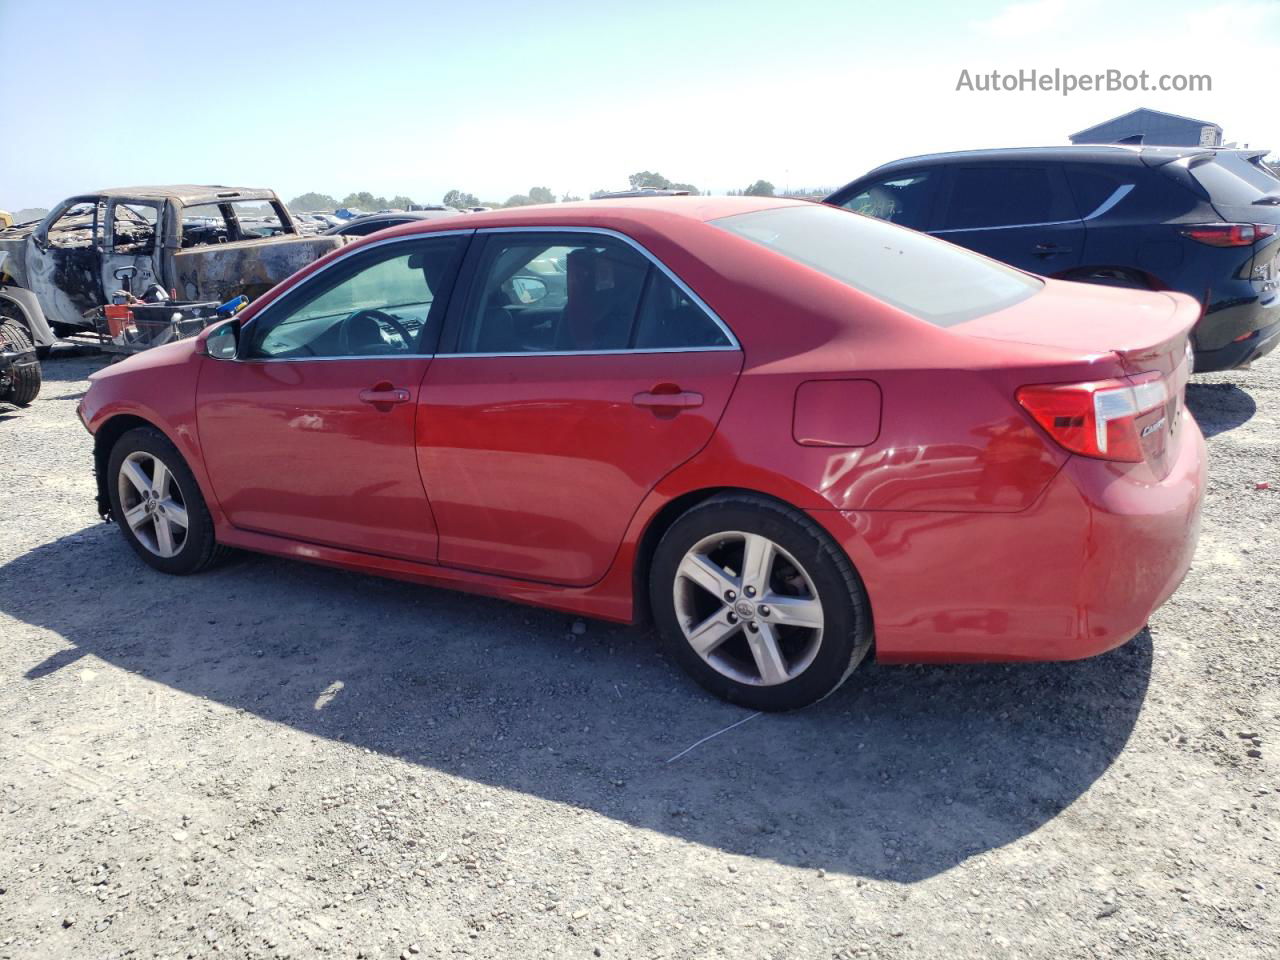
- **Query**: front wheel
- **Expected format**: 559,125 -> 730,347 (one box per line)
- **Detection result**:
107,427 -> 226,575
650,494 -> 872,711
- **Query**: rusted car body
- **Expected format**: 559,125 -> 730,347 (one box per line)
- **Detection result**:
0,186 -> 345,349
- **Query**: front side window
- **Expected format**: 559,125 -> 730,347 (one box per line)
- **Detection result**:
941,165 -> 1072,229
714,204 -> 1041,328
836,171 -> 936,230
245,236 -> 465,359
44,200 -> 104,250
453,233 -> 730,354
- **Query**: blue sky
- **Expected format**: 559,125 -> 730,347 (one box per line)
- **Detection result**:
1,0 -> 1276,210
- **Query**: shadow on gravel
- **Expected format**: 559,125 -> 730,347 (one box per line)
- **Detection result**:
1,529 -> 1152,883
1186,381 -> 1257,437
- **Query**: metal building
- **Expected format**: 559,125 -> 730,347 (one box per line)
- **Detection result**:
1068,108 -> 1222,148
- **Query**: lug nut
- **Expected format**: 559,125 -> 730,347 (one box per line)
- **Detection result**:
724,590 -> 736,602
744,586 -> 756,598
759,604 -> 771,617
727,612 -> 738,624
747,622 -> 760,633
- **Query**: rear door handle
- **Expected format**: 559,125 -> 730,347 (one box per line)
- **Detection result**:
1033,242 -> 1073,255
633,390 -> 703,410
359,386 -> 411,406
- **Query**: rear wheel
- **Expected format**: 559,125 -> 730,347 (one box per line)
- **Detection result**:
650,494 -> 872,711
0,319 -> 41,405
107,427 -> 226,574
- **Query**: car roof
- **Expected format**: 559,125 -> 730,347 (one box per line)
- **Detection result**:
91,185 -> 278,206
859,144 -> 1228,176
375,195 -> 800,237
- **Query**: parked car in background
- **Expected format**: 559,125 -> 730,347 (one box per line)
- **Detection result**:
0,186 -> 345,355
79,197 -> 1205,710
294,212 -> 343,231
324,209 -> 462,237
826,146 -> 1280,371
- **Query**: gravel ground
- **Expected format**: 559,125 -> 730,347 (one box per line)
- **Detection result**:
0,351 -> 1276,960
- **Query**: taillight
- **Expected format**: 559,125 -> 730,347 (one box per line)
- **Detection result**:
1017,373 -> 1168,462
1179,223 -> 1277,247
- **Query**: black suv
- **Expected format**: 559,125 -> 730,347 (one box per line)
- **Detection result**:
826,146 -> 1280,371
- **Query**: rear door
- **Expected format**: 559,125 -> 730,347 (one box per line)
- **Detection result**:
418,229 -> 743,586
933,163 -> 1084,274
102,198 -> 164,299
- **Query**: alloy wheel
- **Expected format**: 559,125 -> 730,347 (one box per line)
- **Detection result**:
672,531 -> 825,686
117,450 -> 190,559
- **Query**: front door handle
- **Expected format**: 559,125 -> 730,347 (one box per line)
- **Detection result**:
633,389 -> 704,410
359,384 -> 411,406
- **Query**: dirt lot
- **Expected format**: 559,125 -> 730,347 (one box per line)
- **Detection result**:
0,352 -> 1276,960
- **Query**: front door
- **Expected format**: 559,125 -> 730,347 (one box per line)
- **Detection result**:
197,233 -> 469,562
419,230 -> 743,586
24,197 -> 107,327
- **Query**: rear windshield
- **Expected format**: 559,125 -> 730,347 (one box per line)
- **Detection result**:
712,204 -> 1041,327
1189,154 -> 1280,204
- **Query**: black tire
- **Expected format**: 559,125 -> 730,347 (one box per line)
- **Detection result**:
106,427 -> 228,575
649,493 -> 872,711
0,319 -> 41,405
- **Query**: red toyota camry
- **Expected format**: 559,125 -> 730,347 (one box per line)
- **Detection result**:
79,197 -> 1206,710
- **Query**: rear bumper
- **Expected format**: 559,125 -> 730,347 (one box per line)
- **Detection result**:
814,417 -> 1206,662
1192,318 -> 1280,372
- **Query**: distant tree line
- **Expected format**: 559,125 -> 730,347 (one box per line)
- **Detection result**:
285,173 -> 828,214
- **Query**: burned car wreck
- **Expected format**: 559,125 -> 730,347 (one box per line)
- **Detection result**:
0,186 -> 346,356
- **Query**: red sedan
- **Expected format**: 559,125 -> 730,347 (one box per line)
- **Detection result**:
79,197 -> 1206,710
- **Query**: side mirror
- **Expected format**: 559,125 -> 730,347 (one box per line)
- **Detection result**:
199,320 -> 240,360
510,275 -> 548,305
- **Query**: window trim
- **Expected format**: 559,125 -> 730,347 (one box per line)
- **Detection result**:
435,226 -> 740,358
1082,183 -> 1135,220
236,229 -> 475,362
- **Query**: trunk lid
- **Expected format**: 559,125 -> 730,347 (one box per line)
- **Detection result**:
959,278 -> 1198,374
959,278 -> 1198,477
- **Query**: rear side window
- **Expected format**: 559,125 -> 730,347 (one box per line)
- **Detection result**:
834,171 -> 937,230
453,232 -> 730,353
1066,167 -> 1128,217
633,269 -> 732,349
714,204 -> 1041,328
941,166 -> 1073,229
